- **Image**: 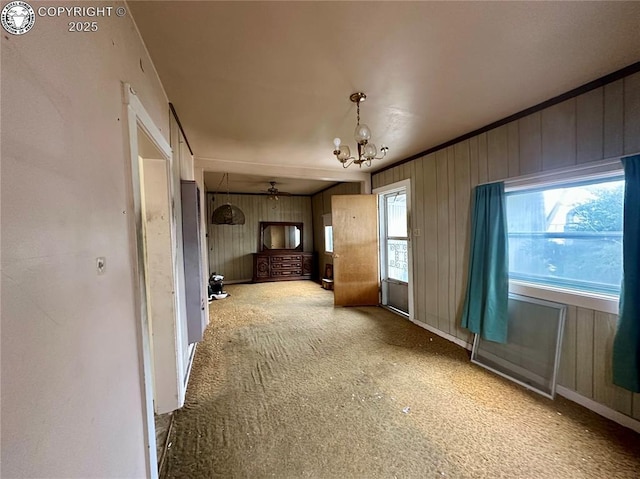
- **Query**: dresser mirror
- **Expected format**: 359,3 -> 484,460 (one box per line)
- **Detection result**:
259,221 -> 303,251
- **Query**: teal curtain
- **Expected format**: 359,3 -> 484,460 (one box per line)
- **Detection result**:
613,154 -> 640,392
461,182 -> 509,343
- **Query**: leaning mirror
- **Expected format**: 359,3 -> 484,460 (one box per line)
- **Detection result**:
260,222 -> 303,251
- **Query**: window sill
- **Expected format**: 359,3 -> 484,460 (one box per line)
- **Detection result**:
509,281 -> 619,315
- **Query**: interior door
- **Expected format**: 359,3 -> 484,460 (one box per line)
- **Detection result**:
139,154 -> 184,414
332,195 -> 379,306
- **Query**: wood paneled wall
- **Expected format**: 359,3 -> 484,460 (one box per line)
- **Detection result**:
207,194 -> 313,282
311,182 -> 362,281
372,72 -> 640,421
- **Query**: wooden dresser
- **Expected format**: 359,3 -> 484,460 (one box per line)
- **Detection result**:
252,251 -> 314,282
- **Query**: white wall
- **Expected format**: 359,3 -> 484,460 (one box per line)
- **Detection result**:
1,4 -> 170,477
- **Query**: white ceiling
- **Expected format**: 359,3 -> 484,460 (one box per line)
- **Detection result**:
129,1 -> 640,194
203,172 -> 332,196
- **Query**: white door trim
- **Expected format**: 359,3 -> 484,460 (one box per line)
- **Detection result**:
123,83 -> 178,479
373,179 -> 414,320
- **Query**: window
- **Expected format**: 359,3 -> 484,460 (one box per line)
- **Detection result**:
506,175 -> 624,296
324,225 -> 334,254
384,192 -> 409,282
322,213 -> 333,254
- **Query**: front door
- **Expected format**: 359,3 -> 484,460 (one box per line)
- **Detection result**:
332,195 -> 379,306
377,181 -> 411,315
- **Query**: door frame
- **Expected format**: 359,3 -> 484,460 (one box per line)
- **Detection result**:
373,179 -> 414,320
124,83 -> 179,479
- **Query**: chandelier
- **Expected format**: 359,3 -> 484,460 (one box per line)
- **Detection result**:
333,92 -> 388,168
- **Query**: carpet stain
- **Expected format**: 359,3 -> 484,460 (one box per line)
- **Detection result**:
162,281 -> 640,478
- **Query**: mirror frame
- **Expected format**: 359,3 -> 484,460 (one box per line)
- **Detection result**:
259,221 -> 303,252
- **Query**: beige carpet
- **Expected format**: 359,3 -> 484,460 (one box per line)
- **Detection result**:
162,281 -> 640,478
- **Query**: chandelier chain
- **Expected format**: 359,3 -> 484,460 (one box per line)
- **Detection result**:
213,172 -> 232,203
214,172 -> 226,194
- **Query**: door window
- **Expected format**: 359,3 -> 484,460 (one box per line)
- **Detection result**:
384,192 -> 409,282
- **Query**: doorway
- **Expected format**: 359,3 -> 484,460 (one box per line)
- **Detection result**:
124,84 -> 187,479
137,133 -> 187,415
376,180 -> 413,317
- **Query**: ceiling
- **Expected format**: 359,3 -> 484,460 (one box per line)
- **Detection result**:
203,172 -> 332,196
129,1 -> 640,195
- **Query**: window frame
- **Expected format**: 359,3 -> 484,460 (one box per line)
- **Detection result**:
503,162 -> 624,314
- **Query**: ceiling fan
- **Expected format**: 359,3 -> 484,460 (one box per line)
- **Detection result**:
265,181 -> 292,201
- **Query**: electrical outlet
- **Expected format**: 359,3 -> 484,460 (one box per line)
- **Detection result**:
96,257 -> 106,275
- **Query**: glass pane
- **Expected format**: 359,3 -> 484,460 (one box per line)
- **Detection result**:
386,193 -> 407,237
506,178 -> 624,294
324,225 -> 333,253
294,227 -> 301,249
263,225 -> 301,250
387,239 -> 408,282
472,294 -> 566,399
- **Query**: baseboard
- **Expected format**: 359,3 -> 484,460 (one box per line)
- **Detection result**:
224,278 -> 252,285
184,342 -> 197,390
407,317 -> 472,351
157,413 -> 175,477
556,385 -> 640,434
382,305 -> 409,319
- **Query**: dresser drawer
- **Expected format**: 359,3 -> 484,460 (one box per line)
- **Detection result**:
271,260 -> 302,270
271,255 -> 302,263
271,269 -> 302,277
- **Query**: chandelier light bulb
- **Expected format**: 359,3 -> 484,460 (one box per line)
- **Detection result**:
337,144 -> 351,160
354,123 -> 371,144
333,137 -> 341,149
363,143 -> 377,159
